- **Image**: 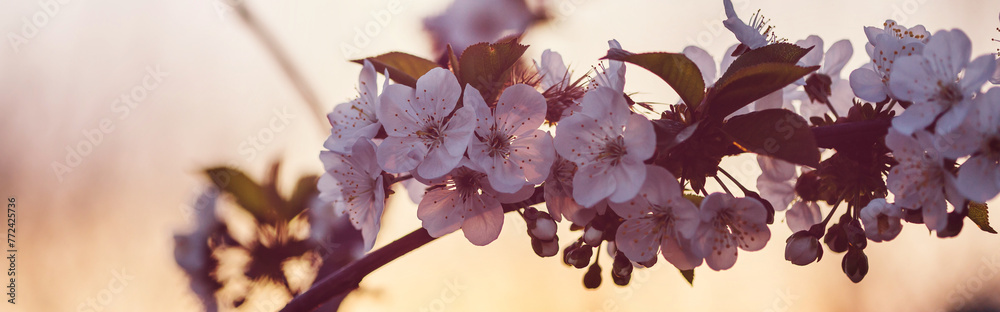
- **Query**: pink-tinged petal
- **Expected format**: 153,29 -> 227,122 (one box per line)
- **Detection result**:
719,44 -> 740,75
722,15 -> 767,49
731,199 -> 770,251
414,68 -> 461,122
960,54 -> 997,92
829,79 -> 857,114
923,29 -> 971,80
359,175 -> 386,251
992,59 -> 1000,84
975,89 -> 1000,134
639,165 -> 684,209
461,195 -> 504,246
442,106 -> 477,156
608,196 -> 650,221
692,221 -> 738,271
495,84 -> 547,136
609,157 -> 647,203
849,68 -> 888,102
486,155 -> 524,194
466,139 -> 492,173
580,86 -> 630,127
922,198 -> 949,232
754,90 -> 784,110
891,100 -> 940,135
758,178 -> 795,212
888,55 -> 936,103
359,60 -> 379,104
553,115 -> 605,164
404,179 -> 427,204
935,99 -> 971,135
544,183 -> 584,223
795,35 -> 825,67
324,100 -> 380,154
786,201 -> 822,232
682,46 -> 717,86
573,162 -> 616,207
615,218 -> 660,263
418,189 -> 464,238
416,144 -> 463,180
823,39 -> 853,78
884,128 -> 921,159
349,138 -> 381,176
463,84 -> 494,138
378,84 -> 421,136
661,237 -> 703,270
494,183 -> 535,204
957,156 -> 1000,203
538,49 -> 568,89
758,155 -> 796,181
509,130 -> 555,184
377,136 -> 427,174
934,117 -> 981,160
623,113 -> 656,161
864,26 -> 883,46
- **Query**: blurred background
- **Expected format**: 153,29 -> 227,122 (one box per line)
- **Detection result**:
2,0 -> 1000,311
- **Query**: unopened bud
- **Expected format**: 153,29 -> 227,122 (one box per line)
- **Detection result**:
841,247 -> 869,283
531,216 -> 558,241
612,252 -> 633,278
785,231 -> 823,266
583,225 -> 604,246
531,235 -> 560,257
568,245 -> 594,269
583,262 -> 602,289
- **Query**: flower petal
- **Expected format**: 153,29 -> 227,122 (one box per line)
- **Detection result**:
623,113 -> 656,161
461,194 -> 504,246
609,157 -> 646,203
573,162 -> 616,208
795,35 -> 824,67
509,130 -> 556,184
849,67 -> 888,102
414,68 -> 461,122
957,155 -> 1000,203
682,46 -> 717,86
442,105 -> 477,156
416,143 -> 463,179
615,218 -> 660,263
823,39 -> 853,78
495,84 -> 547,137
377,136 -> 427,174
417,189 -> 464,238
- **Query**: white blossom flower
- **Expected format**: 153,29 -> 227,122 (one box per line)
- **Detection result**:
889,29 -> 997,135
756,155 -> 797,211
543,156 -> 600,225
553,86 -> 655,207
591,40 -> 626,92
324,60 -> 386,154
722,0 -> 770,49
885,129 -> 965,232
377,68 -> 477,179
691,193 -> 771,271
535,49 -> 586,122
937,88 -> 1000,202
785,200 -> 822,233
849,20 -> 929,103
465,84 -> 555,193
318,138 -> 386,251
416,161 -> 534,246
423,0 -> 538,54
612,165 -> 702,270
683,44 -> 739,88
859,198 -> 903,242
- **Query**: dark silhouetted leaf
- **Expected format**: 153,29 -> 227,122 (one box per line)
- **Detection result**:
459,37 -> 529,104
679,269 -> 695,286
717,43 -> 813,83
968,202 -> 997,234
721,109 -> 821,167
353,52 -> 440,88
205,167 -> 272,223
603,49 -> 705,108
283,175 -> 319,221
703,63 -> 819,122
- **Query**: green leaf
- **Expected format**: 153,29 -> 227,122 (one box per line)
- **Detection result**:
603,49 -> 705,109
459,37 -> 528,104
968,202 -> 997,234
721,109 -> 821,167
282,175 -> 319,221
353,52 -> 440,88
683,193 -> 705,207
205,167 -> 273,223
716,43 -> 814,85
702,63 -> 819,121
679,269 -> 695,286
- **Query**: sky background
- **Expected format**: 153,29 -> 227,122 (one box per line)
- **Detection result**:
2,0 -> 1000,311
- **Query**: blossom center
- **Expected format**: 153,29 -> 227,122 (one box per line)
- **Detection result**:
935,81 -> 963,106
451,168 -> 486,200
416,122 -> 446,147
597,136 -> 628,165
982,134 -> 1000,162
485,130 -> 514,158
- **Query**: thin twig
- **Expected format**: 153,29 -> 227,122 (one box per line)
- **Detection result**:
235,4 -> 328,135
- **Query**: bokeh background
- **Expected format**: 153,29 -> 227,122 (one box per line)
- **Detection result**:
2,0 -> 1000,311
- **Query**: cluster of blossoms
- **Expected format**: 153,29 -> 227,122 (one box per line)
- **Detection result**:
317,0 -> 1000,288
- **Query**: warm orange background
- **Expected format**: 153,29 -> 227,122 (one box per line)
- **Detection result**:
2,0 -> 1000,311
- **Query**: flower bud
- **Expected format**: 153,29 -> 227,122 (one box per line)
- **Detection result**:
844,219 -> 867,249
583,262 -> 602,289
583,225 -> 604,246
824,223 -> 849,253
531,235 -> 559,257
612,252 -> 633,279
841,247 -> 869,283
785,231 -> 823,266
531,216 -> 558,241
568,245 -> 594,269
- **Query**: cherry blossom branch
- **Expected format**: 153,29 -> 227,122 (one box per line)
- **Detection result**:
811,119 -> 891,149
279,187 -> 545,312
